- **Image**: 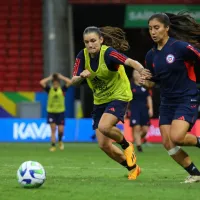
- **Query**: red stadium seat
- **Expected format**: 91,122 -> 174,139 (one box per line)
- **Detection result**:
19,80 -> 30,86
5,72 -> 20,79
6,42 -> 19,49
20,43 -> 31,49
15,86 -> 31,91
0,57 -> 5,63
20,57 -> 31,65
8,49 -> 19,57
0,49 -> 6,56
9,34 -> 19,41
0,0 -> 42,91
7,80 -> 18,87
7,64 -> 19,71
6,57 -> 19,64
21,50 -> 31,57
32,73 -> 42,80
20,73 -> 31,79
3,86 -> 16,91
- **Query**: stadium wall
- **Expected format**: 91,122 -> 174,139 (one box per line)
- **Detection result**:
0,118 -> 199,143
0,87 -> 75,118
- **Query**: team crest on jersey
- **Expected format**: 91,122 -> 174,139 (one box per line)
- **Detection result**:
166,54 -> 175,64
141,87 -> 146,92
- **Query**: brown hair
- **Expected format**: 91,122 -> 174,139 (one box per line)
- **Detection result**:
148,12 -> 200,48
52,73 -> 60,83
83,26 -> 129,52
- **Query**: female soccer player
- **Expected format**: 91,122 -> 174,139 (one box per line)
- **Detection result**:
144,12 -> 200,183
40,73 -> 71,152
130,70 -> 153,152
71,26 -> 151,180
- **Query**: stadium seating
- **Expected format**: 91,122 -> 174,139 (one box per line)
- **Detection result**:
0,0 -> 43,91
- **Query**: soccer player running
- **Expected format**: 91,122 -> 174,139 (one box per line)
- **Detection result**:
40,73 -> 71,152
71,26 -> 151,180
144,12 -> 200,183
130,70 -> 153,152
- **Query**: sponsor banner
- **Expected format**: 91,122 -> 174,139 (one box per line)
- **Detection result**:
69,0 -> 200,4
124,118 -> 198,143
125,5 -> 200,28
0,118 -> 199,142
0,119 -> 94,142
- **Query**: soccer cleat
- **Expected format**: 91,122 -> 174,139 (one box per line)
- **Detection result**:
59,142 -> 64,150
124,142 -> 136,167
128,165 -> 141,180
182,175 -> 200,183
49,146 -> 56,152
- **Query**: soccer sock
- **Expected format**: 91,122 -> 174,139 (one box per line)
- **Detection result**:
137,145 -> 143,152
58,132 -> 63,142
195,137 -> 200,148
51,142 -> 55,147
118,137 -> 129,150
184,162 -> 200,176
120,160 -> 136,171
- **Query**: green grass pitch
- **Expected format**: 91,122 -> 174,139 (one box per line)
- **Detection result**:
0,143 -> 200,200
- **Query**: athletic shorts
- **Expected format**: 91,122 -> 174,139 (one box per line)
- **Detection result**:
91,100 -> 128,130
47,112 -> 65,125
159,96 -> 199,130
130,105 -> 150,127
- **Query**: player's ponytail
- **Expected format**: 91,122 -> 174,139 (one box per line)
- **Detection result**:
148,12 -> 200,48
83,26 -> 130,52
99,26 -> 130,52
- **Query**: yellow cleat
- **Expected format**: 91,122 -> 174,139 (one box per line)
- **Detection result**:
128,165 -> 141,180
59,142 -> 64,150
49,146 -> 56,152
124,142 -> 136,167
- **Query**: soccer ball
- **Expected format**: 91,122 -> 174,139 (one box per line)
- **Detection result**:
17,161 -> 46,188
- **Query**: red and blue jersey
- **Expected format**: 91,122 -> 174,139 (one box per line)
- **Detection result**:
73,47 -> 128,76
145,37 -> 200,102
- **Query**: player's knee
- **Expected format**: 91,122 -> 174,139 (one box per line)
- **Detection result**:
170,135 -> 184,145
162,138 -> 171,150
98,124 -> 112,137
98,143 -> 111,153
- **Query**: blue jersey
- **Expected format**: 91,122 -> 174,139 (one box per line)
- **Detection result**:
130,82 -> 149,109
73,47 -> 128,76
145,37 -> 200,102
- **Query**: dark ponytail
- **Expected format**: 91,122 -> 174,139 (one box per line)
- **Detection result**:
83,26 -> 129,52
148,12 -> 200,48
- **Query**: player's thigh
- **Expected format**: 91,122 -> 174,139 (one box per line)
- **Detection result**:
91,104 -> 106,130
170,120 -> 190,143
49,123 -> 56,133
56,112 -> 65,131
159,104 -> 174,127
96,129 -> 112,149
159,125 -> 174,149
133,125 -> 141,133
98,100 -> 128,129
141,125 -> 149,133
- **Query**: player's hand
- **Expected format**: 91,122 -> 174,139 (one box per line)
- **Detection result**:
57,73 -> 63,79
148,109 -> 153,118
139,75 -> 146,85
80,70 -> 91,78
49,75 -> 53,80
139,68 -> 152,79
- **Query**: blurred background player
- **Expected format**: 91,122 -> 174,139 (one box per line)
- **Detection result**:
144,12 -> 200,183
40,73 -> 71,152
129,70 -> 153,152
71,26 -> 151,180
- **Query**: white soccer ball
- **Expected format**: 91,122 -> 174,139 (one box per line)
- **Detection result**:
17,161 -> 46,188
